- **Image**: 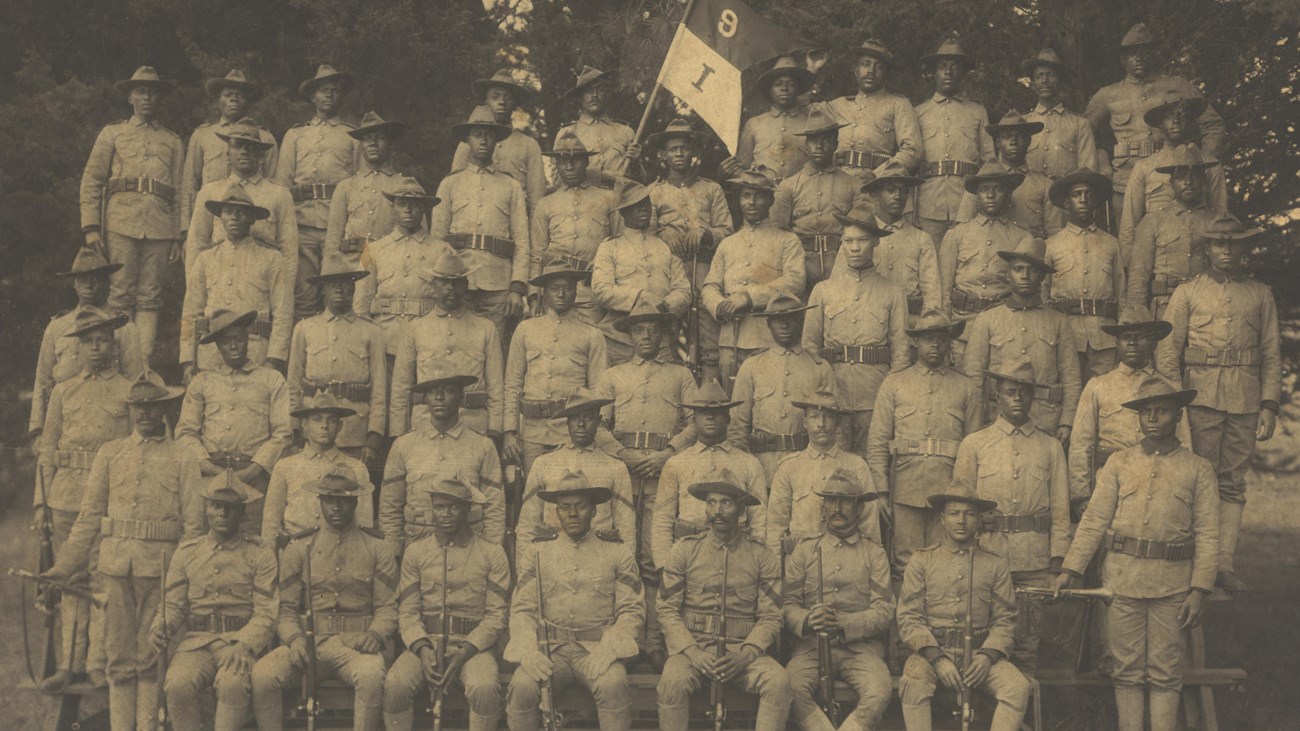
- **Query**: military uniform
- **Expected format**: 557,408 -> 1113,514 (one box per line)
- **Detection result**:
955,163 -> 1060,240
529,177 -> 618,319
181,119 -> 278,230
827,51 -> 923,179
737,106 -> 813,183
866,215 -> 942,316
1126,202 -> 1218,317
517,444 -> 636,548
288,308 -> 388,449
324,165 -> 406,267
591,226 -> 693,364
914,92 -> 995,245
652,444 -> 767,570
1024,102 -> 1097,182
1044,222 -> 1124,380
1068,362 -> 1178,503
729,342 -> 833,480
771,159 -> 870,285
556,113 -> 636,188
186,173 -> 300,281
766,446 -> 883,547
453,128 -> 547,211
389,305 -> 504,437
354,226 -> 455,355
263,449 -> 374,539
1119,147 -> 1227,259
937,209 -> 1033,365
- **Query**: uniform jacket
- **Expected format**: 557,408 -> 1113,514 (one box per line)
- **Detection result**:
1023,103 -> 1097,181
555,114 -> 636,187
153,531 -> 279,654
277,523 -> 398,644
828,92 -> 923,173
323,166 -> 405,260
915,93 -> 995,221
29,307 -> 141,440
288,310 -> 388,445
429,164 -> 531,292
398,527 -> 511,654
504,310 -> 607,445
938,215 -> 1032,311
37,370 -> 133,512
1044,223 -> 1126,351
273,116 -> 361,229
736,105 -> 812,182
389,306 -> 503,436
897,541 -> 1017,660
766,445 -> 881,546
652,440 -> 767,569
180,118 -> 278,225
185,173 -> 300,285
802,266 -> 909,410
702,222 -> 807,350
181,236 -> 293,364
176,363 -> 292,472
453,129 -> 547,211
80,115 -> 184,239
262,446 -> 374,539
516,442 -> 637,547
783,531 -> 894,653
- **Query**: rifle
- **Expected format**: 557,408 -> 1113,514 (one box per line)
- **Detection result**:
1015,586 -> 1115,604
156,550 -> 168,731
708,546 -> 728,731
687,245 -> 703,382
301,543 -> 320,731
957,546 -> 975,731
430,547 -> 449,731
9,569 -> 105,608
504,463 -> 524,566
814,544 -> 841,726
535,555 -> 563,731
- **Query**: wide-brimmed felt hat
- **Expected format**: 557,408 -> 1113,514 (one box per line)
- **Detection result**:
613,295 -> 676,333
349,110 -> 407,140
752,294 -> 815,318
1101,304 -> 1172,339
922,32 -> 972,67
860,161 -> 922,193
553,387 -> 614,419
290,391 -> 358,420
676,378 -> 743,410
852,38 -> 895,66
927,480 -> 997,513
793,105 -> 847,138
687,469 -> 761,507
905,308 -> 966,338
544,130 -> 597,158
382,176 -> 441,207
410,368 -> 479,393
724,165 -> 778,193
615,180 -> 652,211
307,255 -> 369,285
203,469 -> 264,505
564,65 -> 616,98
204,184 -> 271,220
1153,143 -> 1220,175
471,68 -> 536,104
126,370 -> 185,404
307,469 -> 374,498
790,387 -> 855,415
418,476 -> 484,506
1142,90 -> 1208,128
832,205 -> 892,238
985,110 -> 1044,137
58,248 -> 122,278
647,118 -> 708,149
529,255 -> 593,287
64,306 -> 129,339
115,66 -> 174,93
199,309 -> 258,344
997,236 -> 1054,273
1195,213 -> 1262,245
538,469 -> 613,505
205,69 -> 262,100
964,160 -> 1026,194
814,468 -> 879,502
1120,23 -> 1157,48
1049,167 -> 1113,210
1122,377 -> 1197,411
299,64 -> 354,99
1020,48 -> 1072,77
428,250 -> 479,280
756,56 -> 815,97
986,360 -> 1041,389
215,117 -> 275,149
451,104 -> 513,141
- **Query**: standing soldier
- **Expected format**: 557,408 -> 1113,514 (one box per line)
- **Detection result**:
149,472 -> 278,731
655,478 -> 793,731
274,64 -> 361,318
503,259 -> 608,474
29,250 -> 142,454
726,56 -> 816,183
43,370 -> 204,731
1057,379 -> 1220,731
770,106 -> 868,285
783,472 -> 894,731
505,474 -> 645,731
914,33 -> 995,247
555,66 -> 638,188
867,310 -> 981,569
251,473 -> 397,731
1158,214 -> 1279,591
803,207 -> 909,456
79,65 -> 184,361
895,483 -> 1030,731
729,295 -> 832,481
1020,48 -> 1097,182
955,111 -> 1060,240
431,106 -> 531,345
452,68 -> 546,210
323,112 -> 407,267
181,70 -> 278,229
952,362 -> 1071,674
383,477 -> 510,731
854,163 -> 942,317
1044,167 -> 1124,381
828,39 -> 923,178
1085,23 -> 1226,221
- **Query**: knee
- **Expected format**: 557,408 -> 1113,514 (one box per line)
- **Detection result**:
352,659 -> 387,699
462,658 -> 502,705
214,668 -> 252,706
383,665 -> 421,705
656,663 -> 695,706
898,655 -> 936,706
506,673 -> 541,709
997,668 -> 1032,712
163,667 -> 201,703
251,654 -> 288,695
591,664 -> 630,707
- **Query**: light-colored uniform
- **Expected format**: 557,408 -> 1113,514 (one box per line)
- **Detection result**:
453,129 -> 547,211
591,228 -> 692,364
937,215 -> 1033,363
736,105 -> 812,183
1125,203 -> 1218,317
766,446 -> 883,547
388,305 -> 503,437
1118,149 -> 1227,260
185,173 -> 300,284
530,180 -> 618,319
324,166 -> 406,267
1023,102 -> 1097,181
770,162 -> 870,284
865,216 -> 942,316
287,310 -> 388,448
30,309 -> 142,446
262,446 -> 374,539
555,114 -> 635,187
827,92 -> 923,178
180,118 -> 279,226
729,345 -> 833,480
1068,363 -> 1180,502
353,227 -> 455,355
1044,223 -> 1125,379
914,94 -> 995,245
955,164 -> 1062,240
181,235 -> 293,371
651,441 -> 767,570
516,442 -> 637,549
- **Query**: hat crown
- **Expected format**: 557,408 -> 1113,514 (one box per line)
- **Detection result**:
797,386 -> 845,412
1121,23 -> 1156,47
995,109 -> 1032,127
313,64 -> 342,79
429,250 -> 474,279
1131,376 -> 1183,403
556,469 -> 594,492
763,294 -> 805,314
1005,235 -> 1049,263
800,105 -> 843,135
930,479 -> 987,509
1202,213 -> 1254,239
462,105 -> 504,127
615,180 -> 651,210
549,130 -> 591,155
1114,304 -> 1159,327
870,160 -> 911,182
930,32 -> 968,58
911,307 -> 958,332
221,69 -> 250,84
533,254 -> 587,281
303,390 -> 350,413
688,378 -> 732,407
1033,48 -> 1064,65
727,165 -> 777,191
856,38 -> 894,61
67,306 -> 122,336
972,159 -> 1015,178
1162,143 -> 1211,169
421,475 -> 477,503
66,248 -> 115,274
205,469 -> 260,504
216,182 -> 258,208
559,386 -> 607,414
990,359 -> 1039,386
356,110 -> 386,127
316,254 -> 368,281
222,117 -> 265,142
206,309 -> 257,340
128,369 -> 176,402
841,204 -> 878,225
769,56 -> 803,72
574,65 -> 608,86
388,176 -> 430,199
128,66 -> 164,83
819,467 -> 864,496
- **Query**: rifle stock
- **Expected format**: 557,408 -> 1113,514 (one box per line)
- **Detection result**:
814,544 -> 840,725
959,546 -> 975,731
536,554 -> 562,731
709,546 -> 728,731
156,550 -> 168,731
431,548 -> 449,731
301,543 -> 319,731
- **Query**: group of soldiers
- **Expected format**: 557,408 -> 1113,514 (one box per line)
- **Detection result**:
25,18 -> 1280,731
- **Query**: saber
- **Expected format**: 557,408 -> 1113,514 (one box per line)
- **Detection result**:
9,569 -> 106,608
1016,586 -> 1115,604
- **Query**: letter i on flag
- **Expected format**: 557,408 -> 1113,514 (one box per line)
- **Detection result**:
656,0 -> 813,153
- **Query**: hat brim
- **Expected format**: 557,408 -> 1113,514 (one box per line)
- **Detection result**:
616,188 -> 652,211
553,398 -> 615,419
986,121 -> 1045,137
832,212 -> 892,237
985,369 -> 1040,389
306,269 -> 369,285
58,261 -> 124,278
298,72 -> 354,100
471,78 -> 535,104
813,489 -> 879,503
1100,320 -> 1173,339
676,399 -> 745,411
1195,228 -> 1263,244
1122,389 -> 1198,411
542,148 -> 598,158
539,486 -> 613,505
646,129 -> 708,149
723,177 -> 777,193
204,199 -> 272,220
905,320 -> 967,338
214,132 -> 275,150
1153,160 -> 1221,175
349,121 -> 407,140
199,310 -> 260,344
613,311 -> 676,333
861,174 -> 922,192
1049,171 -> 1113,210
1142,99 -> 1207,128
687,482 -> 761,507
793,122 -> 849,138
410,375 -> 480,393
752,304 -> 816,318
756,66 -> 816,97
422,489 -> 480,506
964,172 -> 1025,194
927,492 -> 998,512
115,78 -> 174,93
205,78 -> 262,100
383,192 -> 441,207
1019,58 -> 1073,77
996,249 -> 1056,273
564,70 -> 616,98
127,385 -> 186,404
65,313 -> 131,339
311,484 -> 375,498
529,269 -> 593,287
789,400 -> 855,415
451,121 -> 512,142
290,405 -> 358,419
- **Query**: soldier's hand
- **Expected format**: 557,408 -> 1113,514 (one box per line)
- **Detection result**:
714,646 -> 758,682
805,49 -> 829,76
217,641 -> 255,675
167,241 -> 182,265
962,653 -> 993,688
502,432 -> 524,467
624,143 -> 643,162
716,298 -> 738,321
579,646 -> 617,683
519,650 -> 554,683
506,292 -> 526,319
84,231 -> 103,251
1053,571 -> 1078,598
1258,409 -> 1277,441
719,157 -> 743,178
1056,425 -> 1072,445
685,646 -> 714,675
198,459 -> 222,477
183,364 -> 198,386
444,642 -> 476,684
1179,589 -> 1206,629
806,604 -> 838,633
1049,556 -> 1064,575
934,656 -> 964,691
632,449 -> 672,478
149,624 -> 169,654
353,632 -> 383,654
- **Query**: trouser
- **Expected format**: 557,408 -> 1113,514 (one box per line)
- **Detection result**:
898,651 -> 1029,731
1187,406 -> 1257,572
657,651 -> 792,731
47,508 -> 92,675
106,233 -> 172,314
295,226 -> 325,319
467,289 -> 513,359
164,641 -> 254,731
252,635 -> 388,731
718,346 -> 759,393
383,649 -> 502,731
104,571 -> 162,685
837,408 -> 873,459
629,475 -> 665,658
787,641 -> 891,731
507,644 -> 632,731
892,503 -> 939,570
1010,569 -> 1051,675
521,437 -> 559,479
804,249 -> 839,289
1108,592 -> 1188,693
918,218 -> 954,256
1079,346 -> 1117,384
604,336 -> 635,369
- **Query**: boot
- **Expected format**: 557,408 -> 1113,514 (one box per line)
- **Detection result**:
900,703 -> 933,731
108,682 -> 137,731
754,697 -> 793,731
656,704 -> 691,731
468,710 -> 502,731
597,705 -> 633,731
214,701 -> 251,731
1217,501 -> 1249,591
383,708 -> 414,731
135,679 -> 159,731
135,310 -> 159,365
506,707 -> 540,731
1149,688 -> 1180,731
354,700 -> 383,731
1113,685 -> 1145,731
252,694 -> 285,731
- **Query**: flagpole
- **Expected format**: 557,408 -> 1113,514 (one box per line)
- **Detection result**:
619,0 -> 701,176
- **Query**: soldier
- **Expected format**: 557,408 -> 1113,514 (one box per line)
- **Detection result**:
1125,143 -> 1221,317
896,484 -> 1029,731
79,65 -> 184,360
651,380 -> 766,569
729,295 -> 832,480
503,258 -> 607,473
353,177 -> 453,361
1044,167 -> 1124,381
914,33 -> 995,246
431,106 -> 531,345
726,56 -> 817,183
389,250 -> 503,440
43,370 -> 204,731
1158,214 -> 1279,591
555,66 -> 638,188
769,105 -> 868,285
382,368 -> 506,557
853,163 -> 941,317
34,308 -> 134,692
323,111 -> 407,267
592,181 -> 692,365
181,70 -> 279,228
703,166 -> 806,385
274,64 -> 361,318
803,207 -> 909,455
955,111 -> 1060,240
767,389 -> 883,548
181,185 -> 294,377
263,394 -> 374,542
29,250 -> 142,453
827,39 -> 922,178
952,362 -> 1070,674
506,474 -> 645,731
867,310 -> 981,568
383,477 -> 510,731
656,478 -> 792,731
251,473 -> 397,731
1020,48 -> 1098,182
516,389 -> 636,548
1057,379 -> 1220,731
452,68 -> 546,210
149,472 -> 278,731
185,117 -> 299,282
783,471 -> 894,731
176,309 -> 292,533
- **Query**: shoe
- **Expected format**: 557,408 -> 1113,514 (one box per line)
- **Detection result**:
39,670 -> 73,694
1217,570 -> 1248,592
